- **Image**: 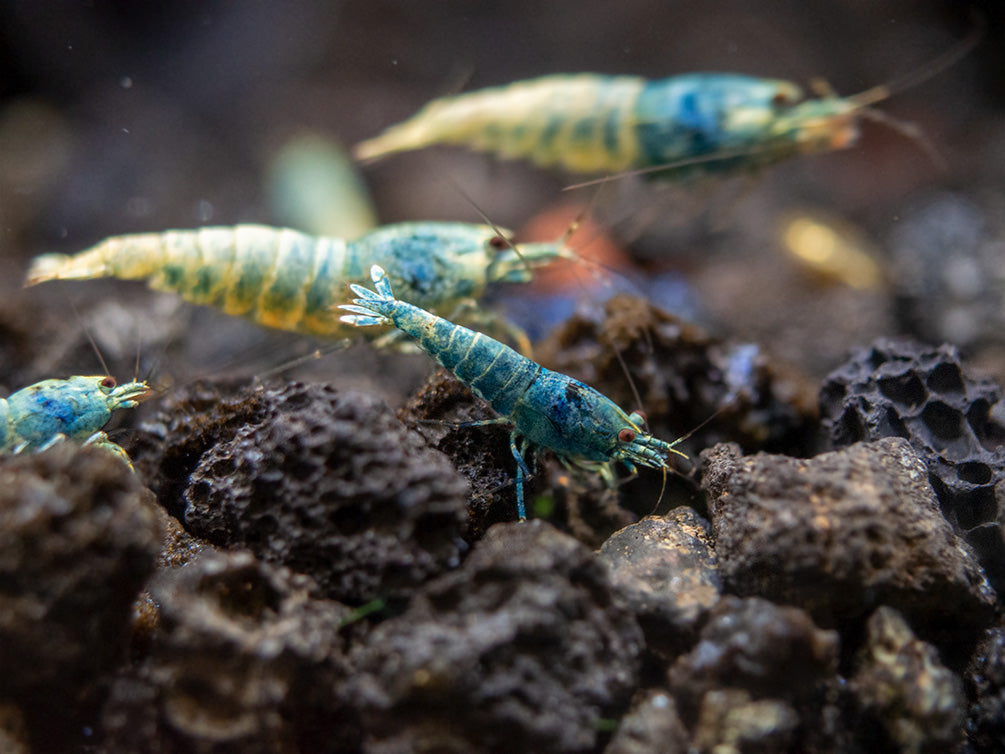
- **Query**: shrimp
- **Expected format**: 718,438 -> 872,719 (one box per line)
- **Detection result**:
340,264 -> 685,520
355,29 -> 978,180
25,223 -> 572,344
0,375 -> 151,469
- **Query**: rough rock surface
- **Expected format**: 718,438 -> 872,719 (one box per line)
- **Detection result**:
131,378 -> 271,521
604,690 -> 689,754
667,596 -> 838,716
99,550 -> 359,754
183,382 -> 469,604
850,606 -> 966,753
0,444 -> 162,751
702,439 -> 996,659
967,622 -> 1005,754
398,369 -> 530,535
537,295 -> 819,461
347,521 -> 644,754
597,509 -> 721,658
819,338 -> 1005,591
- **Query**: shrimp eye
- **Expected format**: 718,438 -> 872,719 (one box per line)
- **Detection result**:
100,376 -> 116,389
488,235 -> 509,251
635,410 -> 647,424
618,428 -> 636,443
772,91 -> 792,107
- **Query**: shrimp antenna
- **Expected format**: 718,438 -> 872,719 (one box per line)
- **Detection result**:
857,106 -> 947,168
65,289 -> 112,378
252,341 -> 351,384
611,341 -> 645,421
441,173 -> 535,278
562,142 -> 794,190
847,19 -> 984,108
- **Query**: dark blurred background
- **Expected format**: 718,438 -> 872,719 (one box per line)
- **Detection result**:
1,0 -> 1003,387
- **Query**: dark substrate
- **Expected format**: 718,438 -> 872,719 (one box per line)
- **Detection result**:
1,296 -> 1003,753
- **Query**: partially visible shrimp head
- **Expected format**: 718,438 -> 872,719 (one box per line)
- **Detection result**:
2,376 -> 152,468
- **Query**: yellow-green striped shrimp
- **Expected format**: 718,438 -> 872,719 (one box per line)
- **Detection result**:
25,222 -> 571,342
355,31 -> 976,181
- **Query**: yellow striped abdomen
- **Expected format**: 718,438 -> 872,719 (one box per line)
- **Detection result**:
27,225 -> 352,337
355,74 -> 645,173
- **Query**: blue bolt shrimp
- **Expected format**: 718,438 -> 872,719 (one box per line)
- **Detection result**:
340,264 -> 685,520
1,375 -> 151,469
25,223 -> 572,345
354,32 -> 976,180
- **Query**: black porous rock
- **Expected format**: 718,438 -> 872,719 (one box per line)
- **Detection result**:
667,596 -> 838,723
183,382 -> 469,604
0,444 -> 162,751
604,690 -> 689,754
537,295 -> 819,461
819,338 -> 1005,591
131,378 -> 271,521
702,439 -> 996,662
346,520 -> 644,754
850,606 -> 966,754
597,509 -> 721,658
99,550 -> 359,754
398,369 -> 527,537
967,622 -> 1005,753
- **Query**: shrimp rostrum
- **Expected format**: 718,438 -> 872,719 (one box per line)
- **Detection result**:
341,264 -> 685,520
0,376 -> 151,469
26,223 -> 572,344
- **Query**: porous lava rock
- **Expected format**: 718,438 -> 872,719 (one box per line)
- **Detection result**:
537,295 -> 819,460
398,369 -> 526,536
183,382 -> 469,603
0,444 -> 162,750
850,606 -> 965,753
131,377 -> 271,521
99,550 -> 359,754
701,439 -> 996,659
604,690 -> 689,754
667,596 -> 838,717
967,622 -> 1005,754
346,520 -> 644,754
597,508 -> 721,658
819,338 -> 1005,591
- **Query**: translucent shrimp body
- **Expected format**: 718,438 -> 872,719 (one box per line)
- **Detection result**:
0,376 -> 150,467
355,73 -> 860,178
26,223 -> 569,340
341,264 -> 681,520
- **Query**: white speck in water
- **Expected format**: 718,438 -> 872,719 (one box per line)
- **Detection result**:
196,199 -> 214,223
120,76 -> 133,89
651,693 -> 670,709
126,196 -> 151,217
59,226 -> 68,239
391,59 -> 398,66
121,128 -> 130,134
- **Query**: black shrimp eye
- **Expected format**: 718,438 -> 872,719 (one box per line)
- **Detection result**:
488,235 -> 509,250
618,428 -> 636,443
771,91 -> 792,107
100,376 -> 116,389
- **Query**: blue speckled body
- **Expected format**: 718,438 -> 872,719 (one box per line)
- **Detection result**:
0,376 -> 150,465
355,73 -> 861,178
341,265 -> 680,519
